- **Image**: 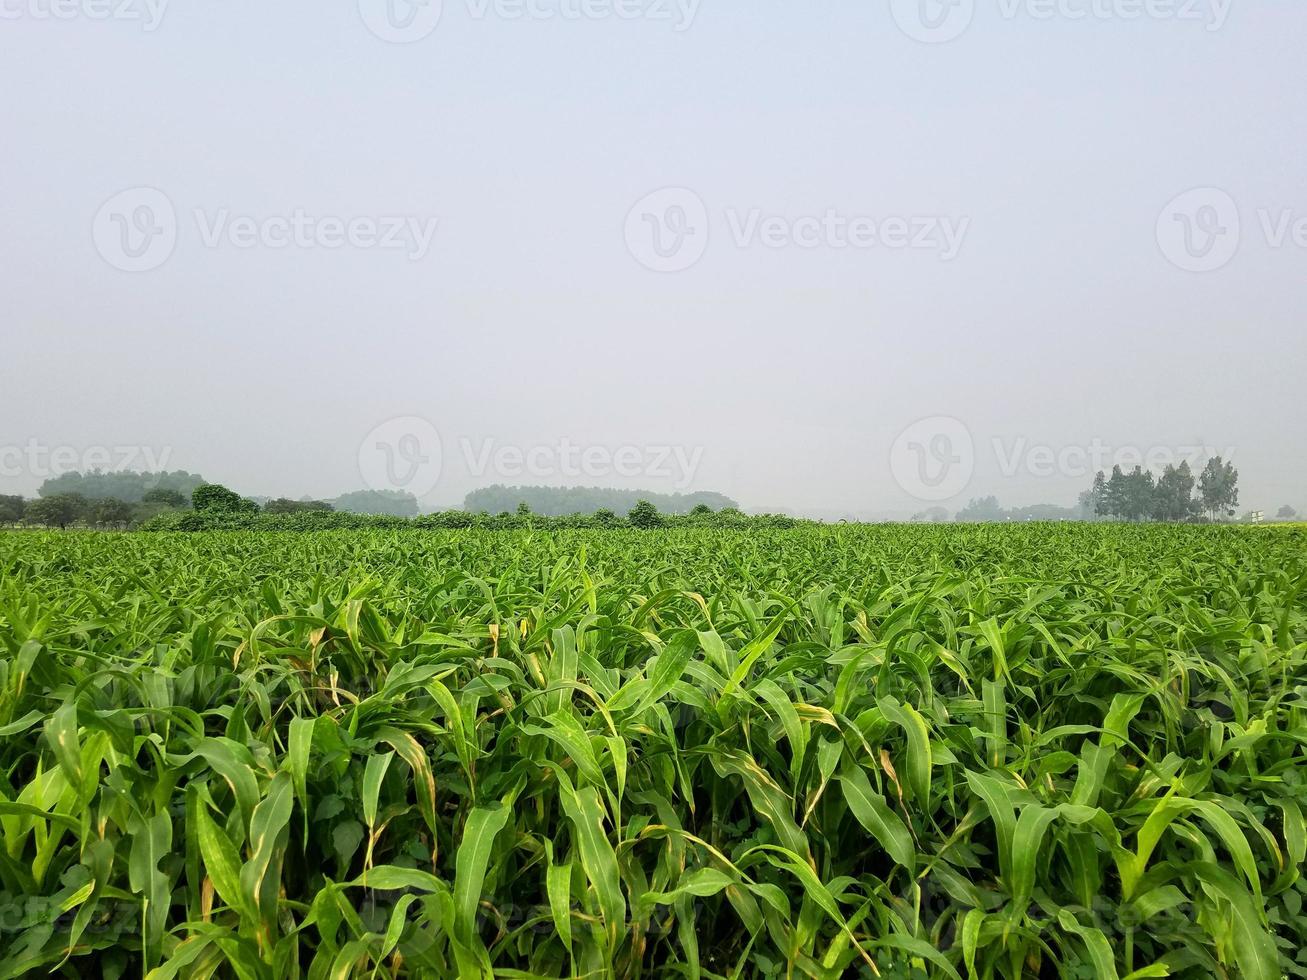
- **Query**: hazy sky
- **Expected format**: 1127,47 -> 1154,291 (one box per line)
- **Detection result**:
3,1 -> 1304,517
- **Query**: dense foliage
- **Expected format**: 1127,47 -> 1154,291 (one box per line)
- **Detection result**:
333,490 -> 422,518
262,499 -> 336,515
137,504 -> 798,533
192,484 -> 260,515
0,525 -> 1303,978
1086,458 -> 1240,523
36,470 -> 207,504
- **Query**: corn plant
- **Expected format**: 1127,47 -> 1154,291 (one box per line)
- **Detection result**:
0,524 -> 1303,978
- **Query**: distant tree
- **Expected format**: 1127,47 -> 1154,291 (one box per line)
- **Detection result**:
591,508 -> 623,527
516,501 -> 532,516
0,495 -> 25,524
333,489 -> 420,517
628,499 -> 665,529
1198,457 -> 1239,521
87,498 -> 134,525
38,470 -> 205,503
1104,466 -> 1127,520
1118,467 -> 1155,522
192,484 -> 257,513
689,503 -> 714,517
910,506 -> 951,523
263,498 -> 334,514
1007,503 -> 1081,521
26,493 -> 86,529
954,496 -> 1005,523
142,486 -> 189,508
1277,505 -> 1298,520
1089,471 -> 1109,519
1151,461 -> 1198,522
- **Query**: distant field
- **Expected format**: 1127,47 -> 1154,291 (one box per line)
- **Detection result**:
0,525 -> 1304,978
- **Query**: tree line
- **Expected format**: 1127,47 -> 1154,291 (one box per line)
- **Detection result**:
0,471 -> 425,528
1083,457 -> 1239,522
2,472 -> 754,531
142,494 -> 801,532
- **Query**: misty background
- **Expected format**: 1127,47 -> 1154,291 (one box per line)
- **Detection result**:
2,0 -> 1304,520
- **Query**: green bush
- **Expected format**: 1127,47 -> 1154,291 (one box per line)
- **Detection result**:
627,499 -> 665,529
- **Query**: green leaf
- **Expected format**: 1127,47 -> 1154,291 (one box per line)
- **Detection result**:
837,765 -> 915,872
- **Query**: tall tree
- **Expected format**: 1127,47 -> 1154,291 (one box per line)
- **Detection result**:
1198,457 -> 1239,521
0,495 -> 25,524
1089,471 -> 1109,520
192,484 -> 258,514
1153,461 -> 1197,522
25,493 -> 86,529
87,498 -> 134,525
1122,467 -> 1155,522
1104,466 -> 1127,520
142,487 -> 189,508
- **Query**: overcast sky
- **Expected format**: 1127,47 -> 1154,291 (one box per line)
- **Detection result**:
2,0 -> 1304,517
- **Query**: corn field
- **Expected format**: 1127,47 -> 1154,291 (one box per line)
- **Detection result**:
0,524 -> 1304,979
